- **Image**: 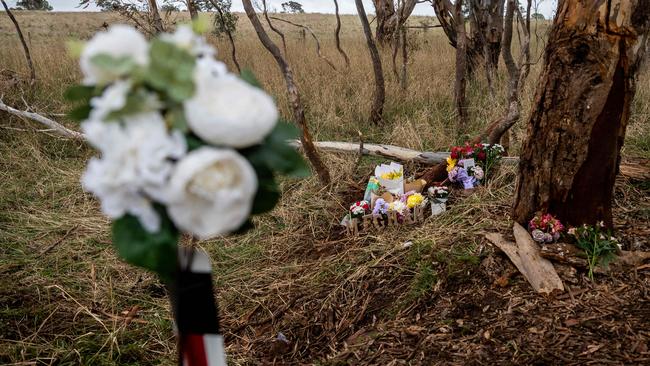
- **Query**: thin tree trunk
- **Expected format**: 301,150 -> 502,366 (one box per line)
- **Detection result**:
1,0 -> 35,84
147,0 -> 164,33
333,0 -> 350,67
512,0 -> 650,228
186,0 -> 198,20
453,0 -> 468,138
262,0 -> 287,56
400,26 -> 408,90
356,0 -> 385,125
209,0 -> 240,73
242,0 -> 330,185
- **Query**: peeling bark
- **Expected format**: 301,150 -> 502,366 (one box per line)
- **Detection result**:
242,0 -> 331,185
512,0 -> 650,228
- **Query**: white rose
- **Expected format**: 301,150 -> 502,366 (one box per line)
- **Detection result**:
166,147 -> 258,239
89,80 -> 131,121
80,24 -> 149,85
160,24 -> 216,58
184,70 -> 278,148
81,113 -> 187,232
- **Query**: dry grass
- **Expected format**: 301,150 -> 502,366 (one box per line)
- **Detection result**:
1,11 -> 649,365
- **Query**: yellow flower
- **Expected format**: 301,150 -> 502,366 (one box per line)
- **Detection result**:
380,171 -> 402,180
407,193 -> 424,208
446,157 -> 457,172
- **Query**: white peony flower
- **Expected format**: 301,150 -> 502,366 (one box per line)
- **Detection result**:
80,24 -> 149,85
89,80 -> 131,121
166,147 -> 258,239
81,113 -> 187,232
184,69 -> 278,148
160,25 -> 216,58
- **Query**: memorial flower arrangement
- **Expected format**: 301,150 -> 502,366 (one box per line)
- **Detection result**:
528,213 -> 564,243
447,142 -> 504,189
428,186 -> 449,202
350,201 -> 370,218
568,222 -> 620,280
67,23 -> 309,280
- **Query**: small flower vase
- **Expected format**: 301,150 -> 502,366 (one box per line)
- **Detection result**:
431,198 -> 447,216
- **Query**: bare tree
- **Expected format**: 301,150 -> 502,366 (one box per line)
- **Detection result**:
208,0 -> 240,73
269,16 -> 338,71
2,0 -> 36,84
356,0 -> 385,125
512,0 -> 650,228
147,0 -> 164,33
372,0 -> 418,45
333,0 -> 350,67
242,0 -> 331,185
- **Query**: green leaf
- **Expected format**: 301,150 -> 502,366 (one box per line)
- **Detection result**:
145,39 -> 196,103
168,107 -> 189,133
67,105 -> 91,122
256,121 -> 311,178
90,54 -> 137,76
250,163 -> 280,215
104,88 -> 149,121
239,69 -> 262,89
64,85 -> 95,102
112,207 -> 179,281
184,133 -> 206,151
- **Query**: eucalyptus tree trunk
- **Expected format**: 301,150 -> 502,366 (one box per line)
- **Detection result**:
147,0 -> 164,33
242,0 -> 331,185
356,0 -> 385,125
372,0 -> 417,45
453,0 -> 468,137
512,0 -> 650,228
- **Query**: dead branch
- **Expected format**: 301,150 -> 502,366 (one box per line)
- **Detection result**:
355,0 -> 385,125
1,0 -> 36,84
242,0 -> 330,185
333,0 -> 350,67
269,16 -> 338,71
0,98 -> 85,140
400,27 -> 408,90
261,0 -> 287,56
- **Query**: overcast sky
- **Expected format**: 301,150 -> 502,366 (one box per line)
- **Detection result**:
6,0 -> 558,18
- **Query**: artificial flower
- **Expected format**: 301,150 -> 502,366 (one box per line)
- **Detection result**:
166,147 -> 258,239
160,24 -> 216,57
81,113 -> 187,232
89,80 -> 131,121
372,198 -> 389,215
350,200 -> 370,218
389,200 -> 408,214
80,24 -> 149,85
406,193 -> 425,208
184,71 -> 278,148
531,229 -> 545,243
446,157 -> 457,172
471,166 -> 484,180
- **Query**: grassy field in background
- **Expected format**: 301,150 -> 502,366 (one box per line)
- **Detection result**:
1,11 -> 649,365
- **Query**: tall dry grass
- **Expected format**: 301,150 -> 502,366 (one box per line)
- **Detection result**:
0,10 -> 649,365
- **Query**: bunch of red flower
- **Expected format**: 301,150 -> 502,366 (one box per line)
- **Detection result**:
450,142 -> 488,162
528,213 -> 564,243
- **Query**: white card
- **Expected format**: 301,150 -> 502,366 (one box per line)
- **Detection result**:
460,158 -> 475,169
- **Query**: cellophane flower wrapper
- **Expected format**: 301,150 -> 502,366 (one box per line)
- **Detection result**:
375,162 -> 404,195
528,214 -> 564,243
69,23 -> 309,280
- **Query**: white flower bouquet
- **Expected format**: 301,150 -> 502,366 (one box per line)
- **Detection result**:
68,23 -> 309,280
374,162 -> 404,195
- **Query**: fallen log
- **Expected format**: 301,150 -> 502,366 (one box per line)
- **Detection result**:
0,98 -> 84,140
485,223 -> 564,294
289,140 -> 519,165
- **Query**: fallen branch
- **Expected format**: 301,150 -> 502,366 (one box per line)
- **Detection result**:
486,223 -> 564,294
0,99 -> 84,140
289,139 -> 519,165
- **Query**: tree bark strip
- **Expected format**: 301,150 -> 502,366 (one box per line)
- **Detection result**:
453,0 -> 468,138
355,0 -> 385,125
1,0 -> 36,84
242,0 -> 331,185
512,0 -> 650,228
